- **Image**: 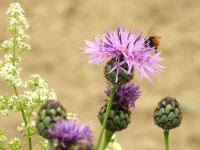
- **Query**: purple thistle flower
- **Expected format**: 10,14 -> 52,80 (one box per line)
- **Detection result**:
82,27 -> 164,83
105,83 -> 141,108
49,120 -> 93,149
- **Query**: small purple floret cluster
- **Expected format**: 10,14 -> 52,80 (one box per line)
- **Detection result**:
105,83 -> 141,108
49,120 -> 93,148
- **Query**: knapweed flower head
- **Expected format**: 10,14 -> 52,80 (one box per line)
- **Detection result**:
82,27 -> 164,83
105,83 -> 141,109
49,120 -> 93,149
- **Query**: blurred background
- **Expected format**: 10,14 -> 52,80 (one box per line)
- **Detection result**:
0,0 -> 200,149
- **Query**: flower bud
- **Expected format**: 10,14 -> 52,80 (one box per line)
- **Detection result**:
153,97 -> 182,130
98,104 -> 131,132
35,100 -> 66,139
104,57 -> 133,85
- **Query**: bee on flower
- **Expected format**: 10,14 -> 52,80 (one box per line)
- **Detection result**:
82,27 -> 164,84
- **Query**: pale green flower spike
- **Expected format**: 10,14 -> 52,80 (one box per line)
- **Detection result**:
0,2 -> 57,116
0,3 -> 57,150
1,3 -> 30,53
0,3 -> 30,87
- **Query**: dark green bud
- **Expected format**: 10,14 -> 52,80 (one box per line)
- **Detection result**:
35,99 -> 66,139
153,97 -> 182,130
104,57 -> 133,85
98,104 -> 131,132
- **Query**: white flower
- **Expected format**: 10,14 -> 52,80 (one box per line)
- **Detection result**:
4,3 -> 31,53
106,134 -> 124,150
6,3 -> 29,31
0,62 -> 23,87
0,40 -> 13,52
4,54 -> 13,61
66,112 -> 78,121
8,95 -> 19,111
0,109 -> 10,116
17,122 -> 25,132
21,74 -> 57,109
8,138 -> 24,149
38,139 -> 48,150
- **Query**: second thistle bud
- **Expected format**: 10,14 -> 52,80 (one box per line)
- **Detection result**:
153,97 -> 182,130
98,104 -> 131,132
104,57 -> 133,85
35,99 -> 66,139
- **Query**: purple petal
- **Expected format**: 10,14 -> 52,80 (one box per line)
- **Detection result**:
82,27 -> 164,83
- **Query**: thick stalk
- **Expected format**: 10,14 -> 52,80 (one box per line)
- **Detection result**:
164,129 -> 169,150
96,84 -> 117,150
102,130 -> 114,150
48,139 -> 54,150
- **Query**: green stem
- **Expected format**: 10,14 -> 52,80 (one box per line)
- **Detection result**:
102,130 -> 114,150
13,85 -> 33,150
96,84 -> 117,150
13,86 -> 28,126
12,33 -> 32,150
48,139 -> 54,150
164,129 -> 169,150
12,34 -> 16,65
28,137 -> 33,150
